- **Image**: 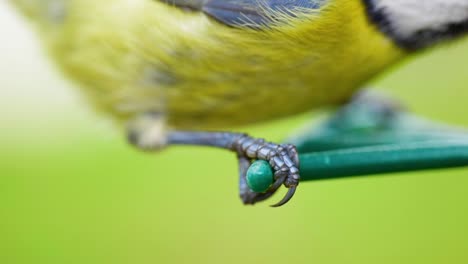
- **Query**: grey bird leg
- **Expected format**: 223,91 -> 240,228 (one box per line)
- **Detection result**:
167,131 -> 300,206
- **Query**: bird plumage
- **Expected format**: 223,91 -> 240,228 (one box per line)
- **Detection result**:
10,0 -> 406,129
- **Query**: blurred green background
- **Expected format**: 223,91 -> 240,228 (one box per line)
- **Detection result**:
1,2 -> 468,263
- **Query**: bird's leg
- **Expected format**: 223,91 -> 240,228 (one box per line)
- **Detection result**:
167,131 -> 300,206
126,114 -> 300,206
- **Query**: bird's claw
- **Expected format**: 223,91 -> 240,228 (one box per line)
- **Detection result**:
271,186 -> 297,207
234,135 -> 300,207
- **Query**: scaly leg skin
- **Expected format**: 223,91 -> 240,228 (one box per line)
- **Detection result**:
127,115 -> 300,207
167,132 -> 300,207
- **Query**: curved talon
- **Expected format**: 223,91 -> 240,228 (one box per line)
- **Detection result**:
270,186 -> 297,207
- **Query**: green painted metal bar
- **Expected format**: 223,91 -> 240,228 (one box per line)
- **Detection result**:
240,92 -> 468,188
298,141 -> 468,181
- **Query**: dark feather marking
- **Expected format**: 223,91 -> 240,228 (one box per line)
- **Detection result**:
362,0 -> 468,50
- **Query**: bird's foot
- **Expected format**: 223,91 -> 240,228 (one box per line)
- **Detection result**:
233,134 -> 300,207
130,125 -> 301,206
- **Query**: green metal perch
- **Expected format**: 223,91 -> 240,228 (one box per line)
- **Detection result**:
246,94 -> 468,193
298,141 -> 468,181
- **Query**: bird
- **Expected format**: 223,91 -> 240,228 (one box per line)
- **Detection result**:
9,0 -> 468,206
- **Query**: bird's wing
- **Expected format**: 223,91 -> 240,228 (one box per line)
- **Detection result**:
160,0 -> 326,28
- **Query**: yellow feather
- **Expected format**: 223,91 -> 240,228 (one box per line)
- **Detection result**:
9,0 -> 406,129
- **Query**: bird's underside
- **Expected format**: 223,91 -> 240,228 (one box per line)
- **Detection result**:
148,0 -> 404,130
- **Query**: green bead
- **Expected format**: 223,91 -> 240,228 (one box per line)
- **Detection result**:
246,160 -> 274,193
